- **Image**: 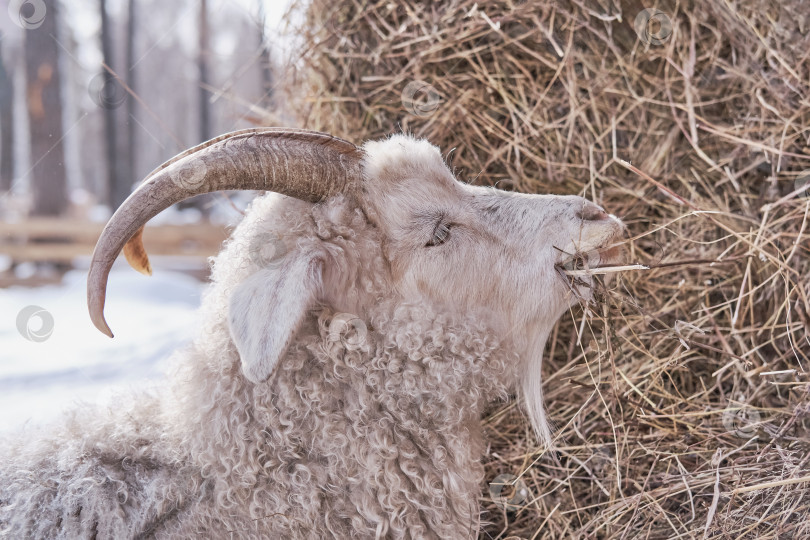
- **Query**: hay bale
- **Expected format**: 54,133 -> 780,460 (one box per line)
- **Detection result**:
283,0 -> 810,536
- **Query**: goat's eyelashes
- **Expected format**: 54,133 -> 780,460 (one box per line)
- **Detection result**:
426,222 -> 452,247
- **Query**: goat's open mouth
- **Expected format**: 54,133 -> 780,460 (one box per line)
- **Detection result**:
557,242 -> 622,272
555,235 -> 628,277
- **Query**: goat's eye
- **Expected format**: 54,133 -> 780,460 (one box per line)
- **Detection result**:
426,222 -> 451,247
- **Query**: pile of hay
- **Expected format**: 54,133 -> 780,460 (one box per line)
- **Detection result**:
282,0 -> 810,536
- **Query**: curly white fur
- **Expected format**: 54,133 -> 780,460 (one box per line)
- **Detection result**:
0,134 -> 623,538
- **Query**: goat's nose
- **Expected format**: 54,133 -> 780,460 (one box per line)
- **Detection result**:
577,203 -> 610,221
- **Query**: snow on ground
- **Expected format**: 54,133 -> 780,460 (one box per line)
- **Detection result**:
0,267 -> 205,433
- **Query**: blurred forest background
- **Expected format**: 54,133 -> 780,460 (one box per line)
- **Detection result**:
0,0 -> 296,438
1,0 -> 292,286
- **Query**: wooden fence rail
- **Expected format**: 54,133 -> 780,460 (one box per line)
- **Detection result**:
0,219 -> 229,287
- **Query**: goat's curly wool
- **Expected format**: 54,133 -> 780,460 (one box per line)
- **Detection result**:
1,134 -> 623,538
182,305 -> 512,538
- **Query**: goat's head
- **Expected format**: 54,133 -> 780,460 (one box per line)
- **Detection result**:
359,137 -> 623,336
87,129 -> 624,442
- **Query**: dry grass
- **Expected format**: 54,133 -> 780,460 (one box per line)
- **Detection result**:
280,0 -> 810,537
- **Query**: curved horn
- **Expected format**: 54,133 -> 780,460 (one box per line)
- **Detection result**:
88,128 -> 363,338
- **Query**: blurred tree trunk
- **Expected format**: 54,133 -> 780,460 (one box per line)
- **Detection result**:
24,0 -> 67,216
125,0 -> 137,186
257,1 -> 274,110
198,0 -> 210,142
180,0 -> 213,218
100,0 -> 128,210
0,31 -> 14,192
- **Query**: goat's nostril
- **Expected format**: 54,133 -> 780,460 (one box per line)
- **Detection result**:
578,204 -> 609,221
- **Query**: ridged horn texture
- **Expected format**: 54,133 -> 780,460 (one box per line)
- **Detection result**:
87,128 -> 364,338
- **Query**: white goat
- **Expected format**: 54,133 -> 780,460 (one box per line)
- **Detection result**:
0,128 -> 624,538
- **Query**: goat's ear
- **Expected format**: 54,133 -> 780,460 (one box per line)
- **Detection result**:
227,251 -> 321,384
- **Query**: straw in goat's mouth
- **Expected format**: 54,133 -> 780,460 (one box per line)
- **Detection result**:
562,263 -> 649,276
558,256 -> 749,276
